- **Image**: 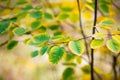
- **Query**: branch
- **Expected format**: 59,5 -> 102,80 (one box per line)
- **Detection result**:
0,40 -> 8,47
111,0 -> 120,10
90,0 -> 98,80
76,0 -> 90,61
112,56 -> 117,80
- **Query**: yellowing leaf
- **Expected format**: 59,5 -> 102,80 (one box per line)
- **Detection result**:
106,39 -> 120,53
90,39 -> 104,49
0,9 -> 11,16
99,46 -> 110,54
85,4 -> 94,11
83,11 -> 92,19
112,35 -> 120,44
86,0 -> 93,3
68,40 -> 85,56
93,32 -> 106,39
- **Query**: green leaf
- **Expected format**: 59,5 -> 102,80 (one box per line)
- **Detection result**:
49,24 -> 59,30
106,39 -> 120,53
27,33 -> 50,46
65,53 -> 75,61
31,21 -> 40,30
13,27 -> 26,36
69,13 -> 79,22
60,7 -> 73,12
62,67 -> 75,80
54,31 -> 63,36
7,40 -> 18,50
33,33 -> 50,43
30,11 -> 42,18
44,12 -> 53,19
90,39 -> 104,49
68,40 -> 85,56
99,4 -> 109,14
57,13 -> 69,20
39,46 -> 48,55
0,20 -> 10,34
63,63 -> 76,66
31,50 -> 39,57
81,65 -> 90,74
51,35 -> 70,43
17,0 -> 27,5
39,26 -> 46,32
102,20 -> 115,26
49,46 -> 64,64
22,5 -> 33,12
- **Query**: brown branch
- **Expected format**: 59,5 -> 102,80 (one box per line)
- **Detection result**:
76,0 -> 90,61
90,0 -> 98,80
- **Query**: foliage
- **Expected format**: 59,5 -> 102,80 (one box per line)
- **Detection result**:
0,0 -> 120,80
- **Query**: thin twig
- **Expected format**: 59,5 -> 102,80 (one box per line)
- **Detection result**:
0,40 -> 8,47
111,0 -> 120,10
76,0 -> 90,61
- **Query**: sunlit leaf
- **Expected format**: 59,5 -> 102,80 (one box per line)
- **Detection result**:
7,40 -> 18,50
13,27 -> 26,36
112,35 -> 120,44
83,11 -> 92,19
90,39 -> 104,49
27,33 -> 50,46
106,39 -> 120,53
93,32 -> 106,39
49,46 -> 64,64
33,33 -> 50,43
51,35 -> 70,43
68,40 -> 85,56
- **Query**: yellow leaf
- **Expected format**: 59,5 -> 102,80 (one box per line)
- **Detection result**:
86,0 -> 93,3
112,35 -> 120,44
0,9 -> 11,16
12,8 -> 20,15
90,39 -> 104,49
93,32 -> 106,39
83,11 -> 92,19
